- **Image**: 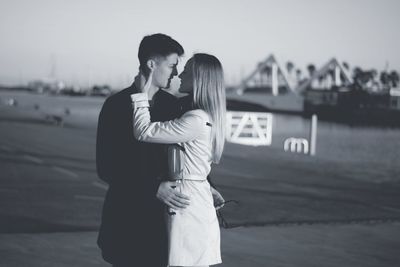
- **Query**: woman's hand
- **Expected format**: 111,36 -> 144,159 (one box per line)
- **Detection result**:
134,69 -> 153,94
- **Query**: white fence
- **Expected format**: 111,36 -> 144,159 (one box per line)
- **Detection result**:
226,111 -> 273,146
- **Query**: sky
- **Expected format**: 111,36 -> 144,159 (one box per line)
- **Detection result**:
0,0 -> 399,88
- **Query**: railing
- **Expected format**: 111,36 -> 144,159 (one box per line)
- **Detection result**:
226,111 -> 273,146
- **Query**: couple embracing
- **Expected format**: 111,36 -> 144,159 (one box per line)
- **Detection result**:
96,33 -> 226,267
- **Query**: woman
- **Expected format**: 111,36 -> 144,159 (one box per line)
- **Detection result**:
130,53 -> 226,267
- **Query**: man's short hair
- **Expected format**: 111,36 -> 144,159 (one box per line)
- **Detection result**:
138,33 -> 184,75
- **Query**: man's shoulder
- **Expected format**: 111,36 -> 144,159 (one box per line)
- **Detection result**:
107,87 -> 132,102
103,87 -> 133,107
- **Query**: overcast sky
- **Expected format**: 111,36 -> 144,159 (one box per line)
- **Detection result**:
0,0 -> 399,88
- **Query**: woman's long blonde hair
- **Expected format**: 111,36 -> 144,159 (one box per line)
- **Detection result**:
191,53 -> 226,164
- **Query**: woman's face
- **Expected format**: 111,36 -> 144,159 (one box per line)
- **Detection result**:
178,58 -> 194,94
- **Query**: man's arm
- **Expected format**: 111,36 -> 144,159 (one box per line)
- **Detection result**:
96,97 -> 130,184
156,181 -> 190,210
96,98 -> 114,184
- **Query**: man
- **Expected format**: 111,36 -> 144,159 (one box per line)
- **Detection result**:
96,33 -> 224,267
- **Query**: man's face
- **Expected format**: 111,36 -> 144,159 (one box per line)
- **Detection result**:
152,53 -> 179,89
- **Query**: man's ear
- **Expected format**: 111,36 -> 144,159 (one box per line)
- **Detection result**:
146,59 -> 156,72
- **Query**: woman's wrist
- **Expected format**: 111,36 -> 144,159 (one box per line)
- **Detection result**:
130,93 -> 150,109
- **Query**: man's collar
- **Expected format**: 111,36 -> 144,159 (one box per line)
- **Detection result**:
154,88 -> 178,100
129,82 -> 139,94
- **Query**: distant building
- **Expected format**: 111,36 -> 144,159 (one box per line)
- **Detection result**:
298,58 -> 352,91
59,85 -> 86,96
389,88 -> 400,110
28,78 -> 66,94
90,85 -> 112,97
298,58 -> 353,111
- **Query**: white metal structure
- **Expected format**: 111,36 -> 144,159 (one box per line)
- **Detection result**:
297,58 -> 353,92
284,138 -> 309,154
226,111 -> 273,146
309,114 -> 318,156
237,54 -> 297,96
227,54 -> 304,113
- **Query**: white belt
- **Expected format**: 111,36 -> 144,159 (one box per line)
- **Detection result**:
171,174 -> 207,181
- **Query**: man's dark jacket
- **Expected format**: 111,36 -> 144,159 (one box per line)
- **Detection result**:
96,85 -> 182,266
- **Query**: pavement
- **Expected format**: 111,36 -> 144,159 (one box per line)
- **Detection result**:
1,92 -> 400,266
1,223 -> 400,267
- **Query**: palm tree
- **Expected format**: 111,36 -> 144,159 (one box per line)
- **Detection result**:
307,64 -> 316,78
389,70 -> 399,88
296,69 -> 302,81
380,71 -> 390,85
353,67 -> 372,89
370,69 -> 378,80
342,61 -> 350,71
353,67 -> 362,83
353,67 -> 362,76
286,61 -> 294,74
